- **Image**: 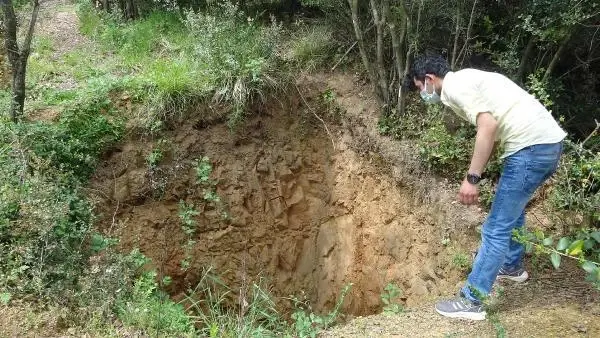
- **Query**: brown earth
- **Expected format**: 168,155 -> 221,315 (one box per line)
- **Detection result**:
88,74 -> 481,316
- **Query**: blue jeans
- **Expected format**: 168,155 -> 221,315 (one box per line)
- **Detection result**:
462,142 -> 563,303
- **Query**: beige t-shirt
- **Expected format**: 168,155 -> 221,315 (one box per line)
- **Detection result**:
441,69 -> 567,158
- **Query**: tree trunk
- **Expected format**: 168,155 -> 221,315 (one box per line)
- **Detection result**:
1,0 -> 40,122
450,4 -> 461,70
543,31 -> 573,83
516,36 -> 535,83
370,0 -> 389,107
456,0 -> 477,68
386,1 -> 408,114
348,0 -> 382,103
125,0 -> 137,20
11,55 -> 26,117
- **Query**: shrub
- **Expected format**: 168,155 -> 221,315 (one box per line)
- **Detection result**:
19,98 -> 124,180
117,270 -> 196,336
550,140 -> 600,226
284,24 -> 339,70
184,3 -> 283,128
418,121 -> 474,180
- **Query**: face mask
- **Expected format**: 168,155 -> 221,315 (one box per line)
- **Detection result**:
420,79 -> 441,104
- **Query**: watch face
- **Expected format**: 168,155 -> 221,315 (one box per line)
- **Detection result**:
467,174 -> 480,184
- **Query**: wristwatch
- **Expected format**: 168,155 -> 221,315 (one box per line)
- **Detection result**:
466,173 -> 481,185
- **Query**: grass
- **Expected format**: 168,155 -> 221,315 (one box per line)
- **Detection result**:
284,23 -> 339,70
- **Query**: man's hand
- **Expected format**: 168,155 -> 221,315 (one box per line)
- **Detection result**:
458,178 -> 479,205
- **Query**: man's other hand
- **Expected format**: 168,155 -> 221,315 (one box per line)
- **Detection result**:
458,179 -> 479,205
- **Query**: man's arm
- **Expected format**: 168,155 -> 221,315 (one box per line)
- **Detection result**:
458,112 -> 498,204
468,112 -> 498,175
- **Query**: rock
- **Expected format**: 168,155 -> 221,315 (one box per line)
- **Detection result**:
290,156 -> 303,171
256,157 -> 269,173
408,276 -> 429,297
277,164 -> 294,181
287,186 -> 305,206
112,174 -> 130,202
573,323 -> 587,333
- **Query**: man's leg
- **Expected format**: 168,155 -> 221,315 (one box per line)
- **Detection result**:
436,142 -> 562,320
461,153 -> 533,302
497,211 -> 529,282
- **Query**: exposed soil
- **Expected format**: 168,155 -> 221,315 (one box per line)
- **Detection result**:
88,75 -> 476,316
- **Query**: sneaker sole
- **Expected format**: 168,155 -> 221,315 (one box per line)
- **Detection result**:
435,308 -> 487,321
496,270 -> 529,283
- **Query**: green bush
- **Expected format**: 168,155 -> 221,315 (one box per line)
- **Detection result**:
117,270 -> 196,336
550,140 -> 600,225
19,99 -> 124,180
0,150 -> 93,298
284,24 -> 339,70
418,121 -> 474,180
184,3 -> 283,127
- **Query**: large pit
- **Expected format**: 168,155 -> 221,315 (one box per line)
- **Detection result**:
89,75 -> 477,315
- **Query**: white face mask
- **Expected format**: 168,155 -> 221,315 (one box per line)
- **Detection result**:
420,79 -> 441,104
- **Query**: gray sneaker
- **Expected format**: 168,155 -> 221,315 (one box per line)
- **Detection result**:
435,296 -> 486,321
496,267 -> 529,282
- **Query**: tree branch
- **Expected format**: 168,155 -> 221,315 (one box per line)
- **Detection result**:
22,0 -> 40,56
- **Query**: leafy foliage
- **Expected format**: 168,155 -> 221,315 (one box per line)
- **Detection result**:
550,141 -> 600,225
291,283 -> 352,338
514,228 -> 600,290
380,282 -> 404,315
117,270 -> 196,336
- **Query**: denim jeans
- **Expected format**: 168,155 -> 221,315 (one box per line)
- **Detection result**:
461,142 -> 563,303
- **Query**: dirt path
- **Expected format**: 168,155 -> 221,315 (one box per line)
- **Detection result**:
37,0 -> 89,57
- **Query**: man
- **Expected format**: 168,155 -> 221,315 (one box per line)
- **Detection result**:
408,54 -> 566,320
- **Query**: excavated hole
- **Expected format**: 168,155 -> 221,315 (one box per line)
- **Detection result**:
89,92 -> 463,316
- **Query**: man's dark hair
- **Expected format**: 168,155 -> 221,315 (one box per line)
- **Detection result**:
405,54 -> 450,91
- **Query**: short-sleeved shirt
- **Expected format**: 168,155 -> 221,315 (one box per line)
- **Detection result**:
441,69 -> 567,158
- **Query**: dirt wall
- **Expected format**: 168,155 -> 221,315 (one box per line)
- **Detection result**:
89,76 -> 482,316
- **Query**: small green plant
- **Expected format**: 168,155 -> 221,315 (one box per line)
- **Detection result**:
195,156 -> 213,185
0,292 -> 11,305
488,312 -> 507,338
291,283 -> 352,338
116,270 -> 196,336
146,139 -> 169,168
451,252 -> 472,271
178,201 -> 199,271
146,147 -> 163,168
178,201 -> 199,236
380,282 -> 404,315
